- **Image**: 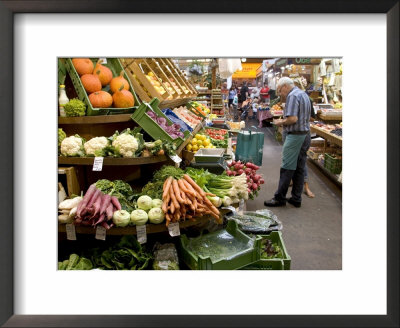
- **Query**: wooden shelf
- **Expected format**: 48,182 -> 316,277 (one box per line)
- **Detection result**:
310,125 -> 342,147
58,213 -> 220,236
317,113 -> 342,121
58,156 -> 168,166
59,114 -> 132,125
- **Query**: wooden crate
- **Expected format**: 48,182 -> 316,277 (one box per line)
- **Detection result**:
121,58 -> 173,102
145,58 -> 184,98
161,58 -> 198,96
58,166 -> 81,196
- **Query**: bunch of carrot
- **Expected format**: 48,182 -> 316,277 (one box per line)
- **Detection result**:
161,174 -> 222,226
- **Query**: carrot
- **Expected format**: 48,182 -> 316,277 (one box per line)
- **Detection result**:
183,174 -> 206,196
178,179 -> 195,196
170,201 -> 175,214
162,200 -> 168,213
172,179 -> 184,204
181,179 -> 197,196
163,177 -> 173,199
169,184 -> 180,210
205,192 -> 216,197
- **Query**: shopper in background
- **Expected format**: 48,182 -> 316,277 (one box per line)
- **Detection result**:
228,86 -> 237,108
260,82 -> 270,104
229,86 -> 238,120
264,77 -> 311,208
293,78 -> 315,198
268,75 -> 277,100
239,82 -> 249,106
251,82 -> 262,100
250,97 -> 259,120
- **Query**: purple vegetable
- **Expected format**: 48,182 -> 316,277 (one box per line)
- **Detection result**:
93,213 -> 105,226
158,117 -> 167,126
111,196 -> 121,211
106,203 -> 114,220
99,194 -> 112,215
76,184 -> 96,217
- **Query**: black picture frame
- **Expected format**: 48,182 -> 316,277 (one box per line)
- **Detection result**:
1,1 -> 398,327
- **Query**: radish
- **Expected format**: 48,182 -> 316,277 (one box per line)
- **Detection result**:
245,168 -> 252,175
253,165 -> 260,170
246,162 -> 254,169
253,175 -> 261,182
237,169 -> 244,175
252,183 -> 258,190
227,170 -> 233,176
260,179 -> 265,184
239,164 -> 244,169
234,164 -> 241,171
232,171 -> 237,176
247,188 -> 252,193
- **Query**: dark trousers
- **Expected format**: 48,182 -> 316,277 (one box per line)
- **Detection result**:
274,133 -> 311,203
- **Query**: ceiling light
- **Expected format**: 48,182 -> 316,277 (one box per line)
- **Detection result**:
241,58 -> 247,62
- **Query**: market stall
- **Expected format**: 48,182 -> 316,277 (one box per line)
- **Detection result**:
57,57 -> 290,271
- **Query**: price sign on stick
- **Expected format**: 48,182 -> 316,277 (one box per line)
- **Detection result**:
136,225 -> 147,244
168,222 -> 180,237
65,223 -> 76,241
92,157 -> 104,171
95,226 -> 106,240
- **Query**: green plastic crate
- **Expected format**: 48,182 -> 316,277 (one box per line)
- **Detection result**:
63,58 -> 140,116
179,220 -> 262,270
324,153 -> 342,174
131,98 -> 190,147
241,231 -> 291,270
186,102 -> 207,118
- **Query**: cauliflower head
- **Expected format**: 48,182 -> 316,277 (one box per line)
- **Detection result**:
112,133 -> 138,158
84,137 -> 109,156
61,135 -> 85,157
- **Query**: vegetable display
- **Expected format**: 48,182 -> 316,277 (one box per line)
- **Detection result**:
58,254 -> 93,270
226,161 -> 264,200
58,128 -> 66,154
58,196 -> 83,224
185,133 -> 216,153
146,110 -> 184,139
83,136 -> 110,157
110,128 -> 144,158
162,173 -> 222,226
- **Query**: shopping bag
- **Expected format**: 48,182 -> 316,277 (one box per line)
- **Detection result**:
235,127 -> 264,166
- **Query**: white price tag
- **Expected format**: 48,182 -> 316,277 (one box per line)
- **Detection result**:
238,199 -> 245,215
95,226 -> 106,240
158,261 -> 169,270
65,223 -> 76,241
168,222 -> 180,237
136,225 -> 147,244
92,157 -> 104,171
99,57 -> 107,64
169,154 -> 182,164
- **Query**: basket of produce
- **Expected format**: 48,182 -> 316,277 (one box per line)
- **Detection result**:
324,153 -> 342,174
161,108 -> 193,132
179,220 -> 262,270
241,231 -> 291,270
131,98 -> 190,147
64,58 -> 140,116
204,127 -> 229,149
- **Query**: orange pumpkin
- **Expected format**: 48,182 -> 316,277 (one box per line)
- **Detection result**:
93,59 -> 113,87
81,74 -> 102,94
89,91 -> 113,108
112,86 -> 134,108
110,71 -> 129,93
72,58 -> 94,76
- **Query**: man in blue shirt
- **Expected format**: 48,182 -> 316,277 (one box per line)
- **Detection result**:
264,77 -> 311,208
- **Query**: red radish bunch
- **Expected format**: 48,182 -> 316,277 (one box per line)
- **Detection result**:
74,184 -> 121,230
226,161 -> 264,199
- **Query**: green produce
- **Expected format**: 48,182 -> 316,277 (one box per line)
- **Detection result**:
112,210 -> 131,227
130,209 -> 148,226
260,239 -> 283,259
95,179 -> 135,212
58,128 -> 66,147
140,181 -> 164,200
207,196 -> 222,207
153,165 -> 184,181
58,254 -> 93,270
151,199 -> 163,209
64,98 -> 86,117
137,195 -> 152,211
148,207 -> 165,224
97,235 -> 151,270
84,137 -> 110,157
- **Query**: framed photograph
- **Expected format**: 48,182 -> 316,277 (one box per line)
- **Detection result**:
0,1 -> 398,327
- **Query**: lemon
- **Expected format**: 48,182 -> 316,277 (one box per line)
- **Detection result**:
186,144 -> 192,151
201,135 -> 207,141
205,145 -> 211,149
199,145 -> 204,149
203,139 -> 210,146
192,144 -> 199,151
195,134 -> 202,140
197,140 -> 203,146
191,138 -> 198,145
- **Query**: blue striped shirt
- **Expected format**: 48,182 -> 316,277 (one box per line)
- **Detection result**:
283,86 -> 311,133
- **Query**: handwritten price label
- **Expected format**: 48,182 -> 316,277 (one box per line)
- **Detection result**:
168,222 -> 180,237
65,223 -> 76,241
95,226 -> 106,240
136,225 -> 147,244
168,154 -> 182,164
92,157 -> 104,171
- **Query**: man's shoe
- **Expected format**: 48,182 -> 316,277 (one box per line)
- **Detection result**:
264,198 -> 286,207
287,198 -> 301,208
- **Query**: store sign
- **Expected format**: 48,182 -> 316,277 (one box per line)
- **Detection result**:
275,59 -> 287,67
295,58 -> 311,64
232,63 -> 261,79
